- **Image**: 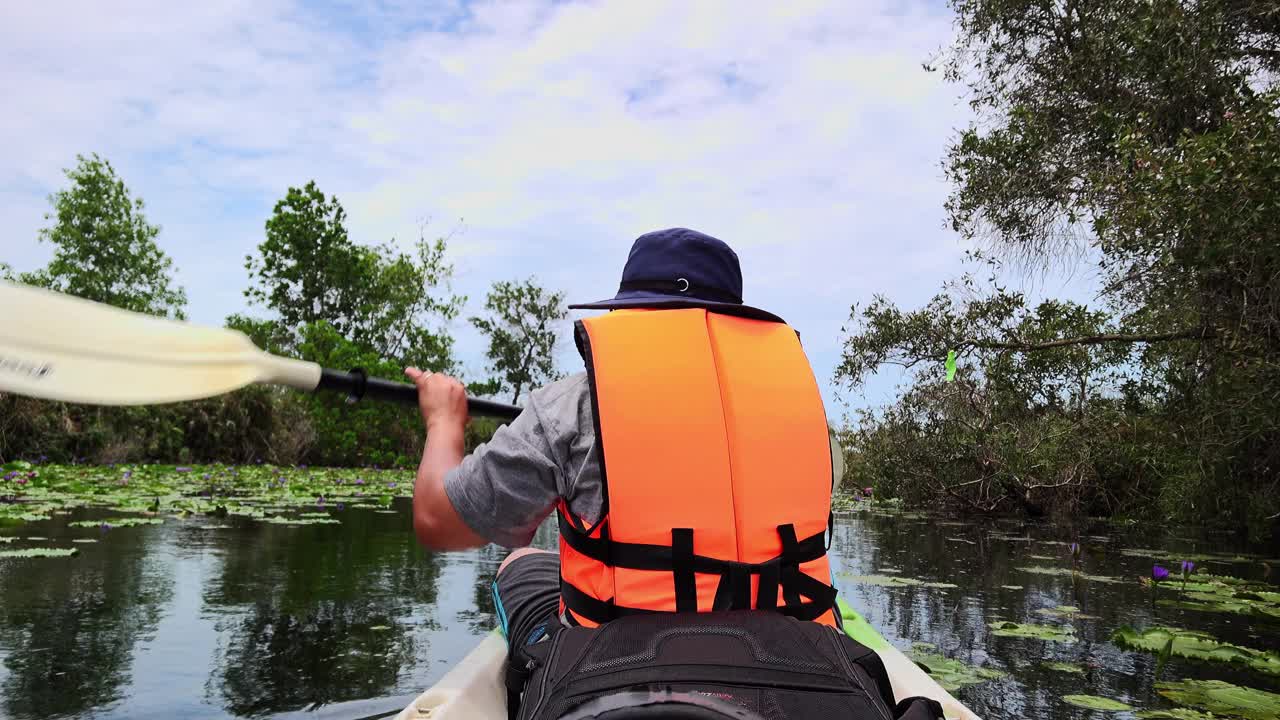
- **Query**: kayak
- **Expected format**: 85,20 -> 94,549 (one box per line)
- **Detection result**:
395,598 -> 982,720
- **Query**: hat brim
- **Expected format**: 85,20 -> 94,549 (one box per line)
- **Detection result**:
568,290 -> 785,324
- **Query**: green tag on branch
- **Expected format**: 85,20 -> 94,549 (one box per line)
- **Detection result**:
945,350 -> 957,382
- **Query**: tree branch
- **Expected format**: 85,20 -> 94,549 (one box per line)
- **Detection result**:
966,327 -> 1213,352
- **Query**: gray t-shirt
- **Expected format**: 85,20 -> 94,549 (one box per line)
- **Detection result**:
444,373 -> 602,548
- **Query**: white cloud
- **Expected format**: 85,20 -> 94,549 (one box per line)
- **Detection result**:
1,0 -> 975,408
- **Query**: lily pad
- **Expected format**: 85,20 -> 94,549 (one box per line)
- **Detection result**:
989,621 -> 1076,643
1111,627 -> 1280,675
907,645 -> 1006,691
1063,695 -> 1132,711
1135,710 -> 1216,719
1016,566 -> 1124,583
69,517 -> 163,528
1151,679 -> 1280,720
842,574 -> 957,589
0,547 -> 78,558
999,585 -> 1024,590
1036,605 -> 1100,620
262,516 -> 342,526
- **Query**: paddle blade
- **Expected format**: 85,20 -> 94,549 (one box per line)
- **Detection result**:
0,281 -> 318,405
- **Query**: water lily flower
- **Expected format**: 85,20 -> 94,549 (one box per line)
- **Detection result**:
316,496 -> 325,506
1152,564 -> 1170,582
355,478 -> 365,485
387,482 -> 397,488
176,467 -> 192,473
15,477 -> 27,486
1069,542 -> 1081,557
1180,560 -> 1195,574
337,503 -> 345,510
863,487 -> 873,497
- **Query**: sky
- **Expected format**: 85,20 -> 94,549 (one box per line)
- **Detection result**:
0,0 -> 1042,417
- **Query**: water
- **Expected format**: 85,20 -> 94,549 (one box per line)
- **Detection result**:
0,502 -> 1276,719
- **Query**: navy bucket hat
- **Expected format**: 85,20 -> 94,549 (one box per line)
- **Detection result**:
569,228 -> 785,323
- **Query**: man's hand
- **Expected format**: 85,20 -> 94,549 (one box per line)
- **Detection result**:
404,366 -> 485,550
404,367 -> 469,432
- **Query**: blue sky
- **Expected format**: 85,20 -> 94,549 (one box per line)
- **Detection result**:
0,0 -> 1076,417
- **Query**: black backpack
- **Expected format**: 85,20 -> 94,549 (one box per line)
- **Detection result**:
508,610 -> 945,720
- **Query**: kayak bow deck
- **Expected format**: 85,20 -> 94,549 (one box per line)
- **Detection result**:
396,599 -> 981,720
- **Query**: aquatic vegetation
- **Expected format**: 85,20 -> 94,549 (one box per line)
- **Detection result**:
1144,679 -> 1280,720
1154,565 -> 1171,582
1035,605 -> 1099,620
988,621 -> 1077,643
1016,565 -> 1124,583
0,463 -> 411,530
1111,627 -> 1280,675
69,517 -> 164,528
906,644 -> 1005,691
1063,695 -> 1132,711
1151,572 -> 1280,619
0,547 -> 78,558
841,574 -> 958,589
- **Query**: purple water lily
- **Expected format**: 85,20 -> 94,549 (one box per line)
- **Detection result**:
1152,564 -> 1170,582
316,496 -> 325,506
1181,560 -> 1195,574
387,482 -> 397,488
337,502 -> 346,510
1069,542 -> 1081,557
176,467 -> 192,473
355,478 -> 365,485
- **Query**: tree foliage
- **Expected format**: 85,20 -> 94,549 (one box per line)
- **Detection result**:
839,0 -> 1280,535
244,181 -> 463,371
469,278 -> 567,404
18,153 -> 187,318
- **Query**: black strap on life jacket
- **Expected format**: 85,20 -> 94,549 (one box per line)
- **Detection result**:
558,510 -> 838,625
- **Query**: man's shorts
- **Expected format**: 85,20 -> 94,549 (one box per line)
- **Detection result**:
492,551 -> 561,648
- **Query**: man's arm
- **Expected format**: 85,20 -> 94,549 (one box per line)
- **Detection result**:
405,367 -> 487,550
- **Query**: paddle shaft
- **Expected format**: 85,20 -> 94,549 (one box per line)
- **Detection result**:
315,368 -> 522,422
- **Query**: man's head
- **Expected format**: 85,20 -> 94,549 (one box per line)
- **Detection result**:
569,228 -> 784,323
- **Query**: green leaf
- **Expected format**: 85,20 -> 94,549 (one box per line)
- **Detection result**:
988,621 -> 1076,643
0,547 -> 78,558
945,349 -> 957,382
1152,679 -> 1280,720
1062,695 -> 1132,711
908,644 -> 1006,691
1111,627 -> 1280,675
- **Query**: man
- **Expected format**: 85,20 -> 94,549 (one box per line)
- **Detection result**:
405,228 -> 941,720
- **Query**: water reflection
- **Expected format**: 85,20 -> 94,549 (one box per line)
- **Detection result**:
0,518 -> 172,719
0,502 -> 1275,719
202,507 -> 444,715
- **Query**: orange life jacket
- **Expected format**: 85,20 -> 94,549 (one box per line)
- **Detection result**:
557,308 -> 839,628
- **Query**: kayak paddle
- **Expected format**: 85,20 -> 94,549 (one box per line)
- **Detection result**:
0,280 -> 522,421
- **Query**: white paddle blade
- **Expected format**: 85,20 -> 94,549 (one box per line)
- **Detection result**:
0,281 -> 320,405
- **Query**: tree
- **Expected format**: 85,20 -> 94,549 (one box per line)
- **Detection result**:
469,278 -> 566,404
243,182 -> 463,371
19,153 -> 186,318
838,0 -> 1280,533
